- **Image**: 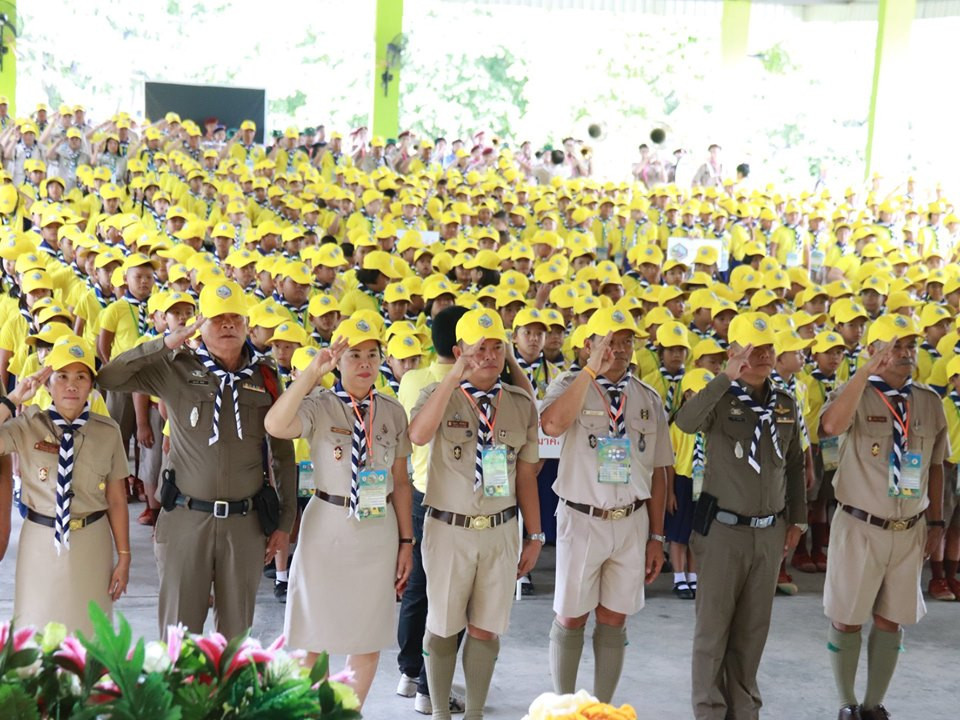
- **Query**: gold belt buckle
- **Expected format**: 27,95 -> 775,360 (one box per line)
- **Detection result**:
610,508 -> 627,521
470,514 -> 491,530
69,517 -> 84,531
890,519 -> 909,532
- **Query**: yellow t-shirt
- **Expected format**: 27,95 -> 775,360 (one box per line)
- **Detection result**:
942,393 -> 960,464
99,298 -> 149,357
669,421 -> 696,477
398,361 -> 454,494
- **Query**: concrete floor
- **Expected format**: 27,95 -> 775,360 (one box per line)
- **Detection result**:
1,508 -> 956,719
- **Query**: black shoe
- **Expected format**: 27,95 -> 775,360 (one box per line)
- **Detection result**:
861,705 -> 890,720
688,581 -> 697,599
263,559 -> 277,579
673,581 -> 695,600
520,573 -> 534,596
274,580 -> 288,603
838,704 -> 862,720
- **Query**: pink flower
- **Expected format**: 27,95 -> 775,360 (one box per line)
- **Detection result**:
193,632 -> 228,668
0,622 -> 37,652
54,637 -> 87,674
224,637 -> 276,678
329,665 -> 355,686
166,624 -> 186,664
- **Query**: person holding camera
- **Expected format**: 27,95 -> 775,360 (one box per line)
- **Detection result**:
97,279 -> 296,639
674,311 -> 807,720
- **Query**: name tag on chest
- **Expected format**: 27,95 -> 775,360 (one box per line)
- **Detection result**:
34,441 -> 59,454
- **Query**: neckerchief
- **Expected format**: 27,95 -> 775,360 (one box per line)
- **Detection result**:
49,404 -> 91,553
595,374 -> 630,436
869,375 -> 912,490
726,381 -> 781,473
659,365 -> 685,414
333,381 -> 373,518
380,362 -> 400,395
460,380 -> 501,492
194,343 -> 258,445
124,292 -> 148,336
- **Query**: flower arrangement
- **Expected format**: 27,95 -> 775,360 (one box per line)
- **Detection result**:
523,690 -> 638,720
0,603 -> 361,719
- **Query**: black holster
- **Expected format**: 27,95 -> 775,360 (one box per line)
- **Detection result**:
692,492 -> 719,537
252,482 -> 280,537
160,469 -> 179,512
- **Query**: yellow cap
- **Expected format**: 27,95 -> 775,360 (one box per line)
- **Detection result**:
830,298 -> 868,325
157,291 -> 197,313
308,293 -> 340,317
866,314 -> 921,345
199,280 -> 249,318
585,307 -> 641,337
774,329 -> 813,355
386,333 -> 423,360
947,354 -> 960,380
456,309 -> 508,345
811,330 -> 845,354
513,307 -> 548,331
312,243 -> 347,268
885,291 -> 919,313
45,337 -> 96,374
35,303 -> 73,325
26,323 -> 74,347
333,314 -> 383,347
362,249 -> 402,279
21,269 -> 54,294
249,302 -> 286,329
655,321 -> 691,349
281,261 -> 313,286
681,368 -> 714,394
920,303 -> 951,329
692,337 -> 726,360
291,346 -> 319,373
269,322 -> 308,346
728,312 -> 774,347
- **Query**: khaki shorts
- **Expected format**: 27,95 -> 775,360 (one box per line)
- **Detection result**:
422,515 -> 520,638
823,507 -> 926,627
553,501 -> 649,619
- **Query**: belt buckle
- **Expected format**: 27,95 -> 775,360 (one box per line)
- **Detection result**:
470,514 -> 491,530
890,519 -> 908,532
69,517 -> 83,531
752,516 -> 772,529
610,508 -> 627,521
213,500 -> 229,519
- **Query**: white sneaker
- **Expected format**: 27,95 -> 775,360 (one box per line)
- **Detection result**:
414,692 -> 465,715
396,673 -> 418,698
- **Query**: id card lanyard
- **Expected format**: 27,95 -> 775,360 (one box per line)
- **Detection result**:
460,387 -> 502,447
348,389 -> 376,465
592,379 -> 627,437
873,388 -> 911,494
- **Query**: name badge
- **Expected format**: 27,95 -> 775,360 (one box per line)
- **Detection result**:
241,382 -> 265,393
482,446 -> 510,497
357,468 -> 388,519
597,436 -> 631,484
582,410 -> 606,417
297,460 -> 314,498
867,416 -> 887,423
447,420 -> 469,428
330,426 -> 352,436
34,441 -> 59,454
889,452 -> 922,498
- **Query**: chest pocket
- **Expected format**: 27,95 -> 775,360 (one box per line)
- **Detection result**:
629,418 -> 658,455
372,427 -> 399,468
498,429 -> 528,466
440,421 -> 476,470
239,385 -> 273,439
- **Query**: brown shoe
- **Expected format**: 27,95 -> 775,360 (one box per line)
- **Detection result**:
812,550 -> 829,572
838,705 -> 862,720
791,549 -> 817,573
861,704 -> 891,720
776,568 -> 798,596
137,507 -> 158,526
946,577 -> 960,599
928,577 -> 957,601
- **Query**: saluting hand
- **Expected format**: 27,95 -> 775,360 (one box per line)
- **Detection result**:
586,332 -> 615,377
8,367 -> 53,406
164,314 -> 206,350
310,337 -> 349,381
452,338 -> 486,381
723,343 -> 754,382
861,340 -> 896,377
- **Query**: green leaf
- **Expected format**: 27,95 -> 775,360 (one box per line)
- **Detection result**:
0,684 -> 39,720
308,652 -> 329,686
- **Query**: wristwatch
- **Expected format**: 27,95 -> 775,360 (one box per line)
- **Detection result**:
794,523 -> 809,533
927,519 -> 946,528
525,532 -> 546,544
649,533 -> 667,543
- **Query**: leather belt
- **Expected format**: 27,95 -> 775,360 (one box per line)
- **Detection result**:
840,503 -> 924,532
175,493 -> 253,518
426,505 -> 517,530
715,508 -> 781,529
26,508 -> 106,531
563,497 -> 646,521
314,489 -> 393,508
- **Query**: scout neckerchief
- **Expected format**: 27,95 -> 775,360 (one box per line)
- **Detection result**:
37,240 -> 60,261
710,332 -> 729,350
949,390 -> 960,421
771,370 -> 810,445
869,375 -> 912,490
460,380 -> 502,492
272,291 -> 308,326
49,403 -> 91,553
310,330 -> 330,348
514,348 -> 547,390
659,365 -> 685,414
19,140 -> 35,160
844,345 -> 861,377
811,368 -> 836,398
692,430 -> 706,476
195,343 -> 258,445
689,323 -> 710,339
726,381 -> 782,474
333,382 -> 374,518
123,291 -> 149,336
920,340 -> 941,360
18,298 -> 35,332
380,362 -> 400,395
568,359 -> 582,373
594,374 -> 629,437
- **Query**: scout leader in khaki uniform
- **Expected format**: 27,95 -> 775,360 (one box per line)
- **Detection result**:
674,311 -> 807,720
408,308 -> 543,720
97,280 -> 296,639
540,307 -> 672,704
264,318 -> 414,709
819,315 -> 948,720
0,338 -> 130,636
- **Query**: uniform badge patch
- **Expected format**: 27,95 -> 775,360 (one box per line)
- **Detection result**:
334,446 -> 343,461
190,407 -> 199,427
589,434 -> 598,449
453,446 -> 462,460
640,409 -> 649,420
871,443 -> 880,456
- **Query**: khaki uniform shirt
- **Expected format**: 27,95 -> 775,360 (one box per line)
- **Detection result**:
542,371 -> 674,508
413,381 -> 539,516
675,373 -> 807,523
0,407 -> 128,516
296,388 -> 411,497
96,337 -> 297,532
824,381 -> 948,519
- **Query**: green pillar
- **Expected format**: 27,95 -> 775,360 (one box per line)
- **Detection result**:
864,0 -> 916,179
0,0 -> 15,118
721,0 -> 751,67
372,0 -> 403,139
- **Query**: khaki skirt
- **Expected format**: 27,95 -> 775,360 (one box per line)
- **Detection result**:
15,513 -> 113,636
284,495 -> 398,655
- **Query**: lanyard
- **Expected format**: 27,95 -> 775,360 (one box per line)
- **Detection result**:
460,387 -> 502,445
592,379 -> 627,427
873,389 -> 910,444
126,299 -> 144,336
347,390 -> 376,459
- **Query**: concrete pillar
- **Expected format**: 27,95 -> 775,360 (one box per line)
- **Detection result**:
372,0 -> 403,139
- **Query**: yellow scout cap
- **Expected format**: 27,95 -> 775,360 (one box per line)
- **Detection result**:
774,329 -> 813,355
692,337 -> 726,360
947,354 -> 960,380
22,269 -> 54,293
281,261 -> 313,285
585,307 -> 641,337
225,249 -> 258,269
199,280 -> 249,318
157,291 -> 196,313
866,314 -> 921,345
35,304 -> 73,325
656,321 -> 691,349
249,302 -> 286,329
363,249 -> 402,279
542,308 -> 566,329
45,337 -> 96,374
728,312 -> 774,347
291,346 -> 319,373
885,291 -> 919,313
513,307 -> 548,331
333,314 -> 383,347
463,249 -> 500,271
308,293 -> 340,317
920,303 -> 951,329
811,330 -> 845,354
387,333 -> 423,360
26,322 -> 74,347
383,282 -> 412,304
456,309 -> 508,345
269,322 -> 308,346
424,279 -> 458,302
313,243 -> 347,268
830,299 -> 868,325
681,368 -> 714,395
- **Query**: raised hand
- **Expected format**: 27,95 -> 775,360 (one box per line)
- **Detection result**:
723,343 -> 754,382
8,366 -> 53,405
453,338 -> 486,380
310,336 -> 349,380
164,314 -> 206,350
862,340 -> 896,377
586,332 -> 615,377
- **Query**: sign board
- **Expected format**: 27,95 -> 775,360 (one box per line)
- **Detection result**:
538,424 -> 562,459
